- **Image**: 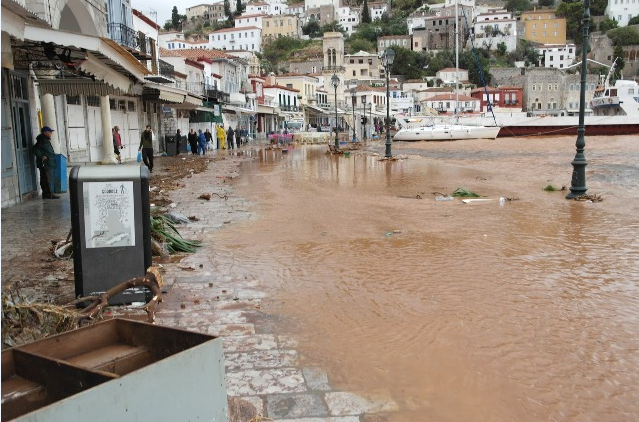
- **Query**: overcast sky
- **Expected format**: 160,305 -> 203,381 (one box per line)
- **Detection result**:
131,0 -> 181,27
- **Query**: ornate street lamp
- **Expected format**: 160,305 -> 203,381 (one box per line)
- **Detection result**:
331,74 -> 340,150
362,95 -> 367,140
350,88 -> 357,143
382,48 -> 395,158
566,0 -> 591,199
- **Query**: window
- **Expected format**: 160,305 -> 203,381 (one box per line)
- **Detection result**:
67,95 -> 81,105
86,95 -> 100,107
128,101 -> 136,112
548,84 -> 552,91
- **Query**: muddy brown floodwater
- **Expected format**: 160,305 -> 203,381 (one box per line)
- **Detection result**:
216,135 -> 639,421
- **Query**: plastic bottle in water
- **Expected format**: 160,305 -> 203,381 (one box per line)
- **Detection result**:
499,197 -> 506,206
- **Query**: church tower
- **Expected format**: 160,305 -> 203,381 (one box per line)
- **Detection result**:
322,32 -> 345,107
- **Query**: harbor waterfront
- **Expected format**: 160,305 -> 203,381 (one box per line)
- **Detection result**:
2,134 -> 637,420
220,134 -> 639,421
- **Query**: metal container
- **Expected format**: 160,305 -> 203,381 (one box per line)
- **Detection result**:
1,319 -> 228,422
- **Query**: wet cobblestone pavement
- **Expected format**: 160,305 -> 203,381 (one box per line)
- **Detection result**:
1,148 -> 397,421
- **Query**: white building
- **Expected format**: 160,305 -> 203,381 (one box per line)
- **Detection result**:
535,44 -> 577,69
208,26 -> 262,52
437,68 -> 469,84
473,10 -> 517,52
305,0 -> 340,12
606,0 -> 639,26
337,6 -> 359,36
368,1 -> 388,21
235,13 -> 266,29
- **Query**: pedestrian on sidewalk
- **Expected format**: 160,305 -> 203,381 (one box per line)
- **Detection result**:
138,125 -> 154,173
33,126 -> 58,199
188,128 -> 198,155
216,124 -> 226,150
175,129 -> 182,155
227,126 -> 235,149
113,126 -> 123,164
197,129 -> 206,155
204,128 -> 213,149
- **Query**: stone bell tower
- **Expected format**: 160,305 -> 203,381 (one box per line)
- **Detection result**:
322,32 -> 345,106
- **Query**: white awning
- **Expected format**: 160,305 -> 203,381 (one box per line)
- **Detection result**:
80,52 -> 132,93
37,79 -> 123,97
22,25 -> 149,93
160,90 -> 186,103
184,95 -> 202,106
304,104 -> 327,114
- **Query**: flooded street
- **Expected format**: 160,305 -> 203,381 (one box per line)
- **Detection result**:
215,135 -> 639,421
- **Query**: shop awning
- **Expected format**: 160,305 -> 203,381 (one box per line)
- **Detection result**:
37,79 -> 123,96
304,104 -> 327,114
22,25 -> 148,93
184,95 -> 202,106
160,90 -> 185,103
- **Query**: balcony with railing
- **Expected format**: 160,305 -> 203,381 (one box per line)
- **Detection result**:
322,65 -> 346,73
107,23 -> 152,60
280,104 -> 300,112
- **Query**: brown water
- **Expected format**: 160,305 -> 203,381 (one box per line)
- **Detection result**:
218,136 -> 639,421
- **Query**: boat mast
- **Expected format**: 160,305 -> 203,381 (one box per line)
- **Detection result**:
454,0 -> 459,121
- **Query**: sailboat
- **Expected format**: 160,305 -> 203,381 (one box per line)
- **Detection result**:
393,0 -> 500,141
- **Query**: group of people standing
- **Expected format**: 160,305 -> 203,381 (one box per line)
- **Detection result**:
178,125 -> 248,156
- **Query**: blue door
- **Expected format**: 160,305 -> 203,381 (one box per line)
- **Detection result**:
9,73 -> 37,195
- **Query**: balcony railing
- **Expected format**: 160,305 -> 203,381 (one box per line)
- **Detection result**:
159,60 -> 174,80
107,23 -> 152,56
322,65 -> 346,72
280,105 -> 299,112
187,82 -> 206,96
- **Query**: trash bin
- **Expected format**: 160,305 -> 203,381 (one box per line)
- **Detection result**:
69,165 -> 152,304
165,136 -> 177,156
53,154 -> 67,193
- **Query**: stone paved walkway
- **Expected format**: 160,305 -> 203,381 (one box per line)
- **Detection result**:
1,148 -> 398,421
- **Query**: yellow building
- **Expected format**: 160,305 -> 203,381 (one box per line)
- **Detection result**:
519,10 -> 566,45
262,14 -> 301,45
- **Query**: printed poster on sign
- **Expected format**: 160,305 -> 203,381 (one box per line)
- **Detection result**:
83,181 -> 135,248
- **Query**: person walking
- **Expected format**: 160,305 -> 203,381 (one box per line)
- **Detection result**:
175,129 -> 182,155
216,124 -> 226,150
138,125 -> 154,173
227,126 -> 235,149
187,128 -> 198,155
33,126 -> 58,199
197,129 -> 206,155
112,126 -> 123,164
240,126 -> 248,147
204,128 -> 213,150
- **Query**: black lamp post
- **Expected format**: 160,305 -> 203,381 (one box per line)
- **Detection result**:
382,48 -> 395,158
350,88 -> 357,143
362,95 -> 367,140
331,74 -> 339,149
566,0 -> 590,199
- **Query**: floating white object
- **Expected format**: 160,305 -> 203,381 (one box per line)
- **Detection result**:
461,198 -> 494,204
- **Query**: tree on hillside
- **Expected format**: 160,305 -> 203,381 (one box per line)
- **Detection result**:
361,0 -> 372,24
537,0 -> 554,7
302,20 -> 322,38
235,0 -> 245,16
459,48 -> 492,87
348,38 -> 375,53
606,26 -> 639,46
224,0 -> 233,24
590,0 -> 608,16
613,45 -> 625,80
321,21 -> 346,34
505,0 -> 532,13
555,1 -> 584,41
389,47 -> 424,79
599,17 -> 619,32
171,6 -> 181,30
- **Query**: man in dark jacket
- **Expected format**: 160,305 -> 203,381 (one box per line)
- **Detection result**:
138,125 -> 154,172
187,128 -> 198,155
33,126 -> 58,199
227,126 -> 235,149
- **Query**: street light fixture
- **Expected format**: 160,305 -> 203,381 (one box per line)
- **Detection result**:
362,95 -> 367,140
331,74 -> 340,150
382,48 -> 395,158
350,88 -> 357,143
566,0 -> 591,199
